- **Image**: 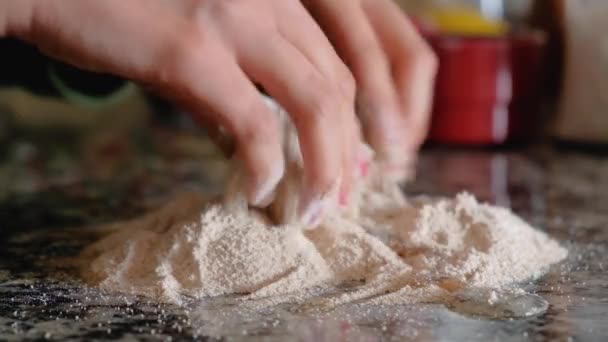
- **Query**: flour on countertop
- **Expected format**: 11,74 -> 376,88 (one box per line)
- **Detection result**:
81,180 -> 567,306
80,100 -> 567,306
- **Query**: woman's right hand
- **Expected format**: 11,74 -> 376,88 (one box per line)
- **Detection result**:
3,0 -> 361,225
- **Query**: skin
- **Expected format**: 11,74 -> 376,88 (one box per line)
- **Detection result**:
1,0 -> 437,226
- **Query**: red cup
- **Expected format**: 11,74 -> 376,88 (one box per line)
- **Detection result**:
426,31 -> 546,145
508,31 -> 547,141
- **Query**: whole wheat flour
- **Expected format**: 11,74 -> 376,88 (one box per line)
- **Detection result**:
80,102 -> 567,306
81,175 -> 567,306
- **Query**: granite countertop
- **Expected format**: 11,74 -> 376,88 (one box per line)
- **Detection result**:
1,122 -> 608,340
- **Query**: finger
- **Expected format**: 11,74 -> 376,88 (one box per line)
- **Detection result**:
339,116 -> 362,207
274,0 -> 355,99
274,1 -> 360,206
157,36 -> 284,207
239,34 -> 345,226
363,0 -> 438,150
303,0 -> 406,170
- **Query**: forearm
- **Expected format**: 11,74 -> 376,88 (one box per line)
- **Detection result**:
1,1 -> 35,38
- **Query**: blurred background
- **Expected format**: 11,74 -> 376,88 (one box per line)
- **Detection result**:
0,0 -> 606,215
397,0 -> 606,147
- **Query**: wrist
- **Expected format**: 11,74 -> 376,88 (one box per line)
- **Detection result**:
1,0 -> 36,38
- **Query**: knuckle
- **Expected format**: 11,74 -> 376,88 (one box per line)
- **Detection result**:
156,30 -> 206,86
235,103 -> 276,146
394,42 -> 439,83
303,89 -> 337,124
291,72 -> 340,125
338,66 -> 357,100
414,43 -> 439,75
317,169 -> 341,195
239,123 -> 266,147
172,38 -> 200,71
358,38 -> 383,60
207,0 -> 247,21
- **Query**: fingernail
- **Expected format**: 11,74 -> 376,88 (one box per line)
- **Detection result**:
249,160 -> 284,208
262,95 -> 280,112
358,143 -> 375,163
298,180 -> 340,227
339,190 -> 349,207
299,197 -> 326,227
254,188 -> 276,207
359,161 -> 371,178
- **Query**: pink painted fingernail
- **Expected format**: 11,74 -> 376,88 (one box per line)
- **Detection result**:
339,190 -> 349,207
356,143 -> 374,178
360,161 -> 370,178
358,143 -> 375,162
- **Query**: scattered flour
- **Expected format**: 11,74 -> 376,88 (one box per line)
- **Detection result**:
81,177 -> 567,306
80,101 -> 567,307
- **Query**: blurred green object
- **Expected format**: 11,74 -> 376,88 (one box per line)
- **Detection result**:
48,64 -> 136,110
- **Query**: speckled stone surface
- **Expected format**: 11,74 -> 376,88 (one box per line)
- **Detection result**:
1,144 -> 608,341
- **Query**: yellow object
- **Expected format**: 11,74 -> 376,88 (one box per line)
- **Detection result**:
427,6 -> 508,36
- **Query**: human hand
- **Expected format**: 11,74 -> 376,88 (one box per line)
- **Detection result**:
3,0 -> 361,224
303,0 -> 438,181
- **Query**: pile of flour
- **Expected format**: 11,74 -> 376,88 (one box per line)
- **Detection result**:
81,101 -> 567,306
81,176 -> 567,306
